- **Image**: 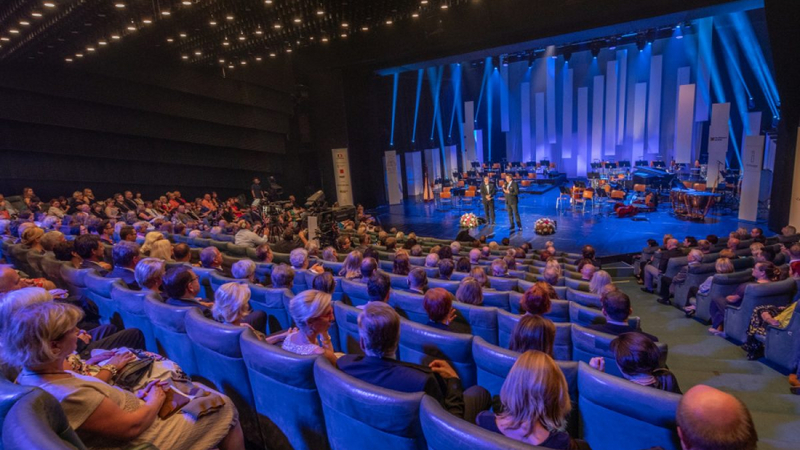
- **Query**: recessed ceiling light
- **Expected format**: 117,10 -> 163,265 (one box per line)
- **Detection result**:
341,23 -> 348,28
219,59 -> 225,63
166,37 -> 173,42
179,33 -> 186,37
32,12 -> 43,17
441,4 -> 448,9
222,39 -> 229,46
265,0 -> 272,4
86,46 -> 95,52
386,20 -> 393,25
127,25 -> 136,31
194,51 -> 201,55
111,34 -> 120,39
241,60 -> 247,65
98,40 -> 107,45
321,37 -> 328,42
65,57 -> 73,62
255,56 -> 262,61
228,65 -> 234,69
340,33 -> 347,37
421,0 -> 428,4
161,11 -> 170,16
361,26 -> 368,31
316,10 -> 324,15
209,19 -> 217,26
182,1 -> 191,5
143,19 -> 152,24
114,3 -> 125,8
238,34 -> 245,40
269,52 -> 276,57
255,28 -> 263,35
293,18 -> 301,23
20,21 -> 30,26
44,2 -> 56,8
76,53 -> 84,57
412,13 -> 419,18
181,55 -> 188,59
273,23 -> 281,29
9,29 -> 19,34
1,37 -> 11,41
226,15 -> 234,20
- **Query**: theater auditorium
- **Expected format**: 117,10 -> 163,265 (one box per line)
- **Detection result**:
0,0 -> 798,449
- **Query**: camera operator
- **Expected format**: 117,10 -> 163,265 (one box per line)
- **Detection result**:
272,227 -> 309,254
234,220 -> 270,248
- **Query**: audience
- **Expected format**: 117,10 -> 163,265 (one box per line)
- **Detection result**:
107,241 -> 141,289
589,291 -> 658,341
312,272 -> 336,294
407,267 -> 428,294
708,261 -> 781,336
508,315 -> 556,357
231,259 -> 257,284
438,258 -> 455,280
588,270 -> 613,295
339,251 -> 363,280
520,282 -> 553,316
455,277 -> 483,306
270,264 -> 295,289
74,234 -> 111,275
641,238 -> 682,293
590,332 -> 680,393
283,290 -> 337,364
673,385 -> 757,450
423,288 -> 457,331
366,272 -> 391,304
657,248 -> 703,306
392,252 -> 411,275
134,258 -> 165,294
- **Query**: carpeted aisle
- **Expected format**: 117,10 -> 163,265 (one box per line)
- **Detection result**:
618,279 -> 800,450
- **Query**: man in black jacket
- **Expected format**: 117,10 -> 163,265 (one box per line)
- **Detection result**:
479,176 -> 496,225
588,291 -> 659,342
502,174 -> 521,231
106,241 -> 140,290
337,302 -> 490,423
642,238 -> 682,293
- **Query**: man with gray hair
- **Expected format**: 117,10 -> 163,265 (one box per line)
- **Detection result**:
450,241 -> 461,256
337,302 -> 490,422
234,220 -> 269,248
289,247 -> 323,274
107,241 -> 141,289
231,259 -> 257,283
425,253 -> 440,268
199,246 -> 224,273
407,267 -> 428,295
642,238 -> 682,294
468,248 -> 481,264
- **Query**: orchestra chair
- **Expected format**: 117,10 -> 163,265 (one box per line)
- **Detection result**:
527,172 -> 535,179
610,190 -> 626,202
556,186 -> 572,210
438,190 -> 452,210
581,189 -> 595,212
463,189 -> 476,207
632,184 -> 646,202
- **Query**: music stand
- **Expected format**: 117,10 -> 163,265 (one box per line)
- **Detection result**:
618,161 -> 631,168
587,172 -> 600,180
525,161 -> 536,167
652,161 -> 666,169
470,161 -> 481,169
635,160 -> 648,167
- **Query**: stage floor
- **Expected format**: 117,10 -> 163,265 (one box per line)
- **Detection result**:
369,190 -> 769,257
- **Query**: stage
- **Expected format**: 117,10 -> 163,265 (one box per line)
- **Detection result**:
369,189 -> 769,257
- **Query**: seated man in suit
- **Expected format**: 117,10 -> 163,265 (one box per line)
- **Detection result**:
642,238 -> 682,294
106,241 -> 140,290
365,272 -> 391,305
589,290 -> 658,342
198,246 -> 224,273
657,248 -> 703,305
355,257 -> 378,284
172,242 -> 193,265
74,234 -> 111,275
163,266 -> 267,332
337,302 -> 490,423
407,267 -> 428,295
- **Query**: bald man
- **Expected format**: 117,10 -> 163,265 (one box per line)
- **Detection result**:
0,266 -> 56,293
676,385 -> 757,450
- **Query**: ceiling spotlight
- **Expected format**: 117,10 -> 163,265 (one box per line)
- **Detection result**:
264,0 -> 272,3
269,52 -> 276,57
340,33 -> 347,38
0,37 -> 9,41
228,64 -> 234,69
421,0 -> 428,3
255,56 -> 262,61
127,24 -> 136,31
341,23 -> 349,28
9,29 -> 19,34
316,10 -> 324,15
286,48 -> 292,53
142,19 -> 152,24
86,46 -> 95,52
182,1 -> 191,5
209,19 -> 217,26
166,37 -> 174,42
179,33 -> 187,37
222,38 -> 230,46
238,33 -> 246,41
226,15 -> 234,20
441,4 -> 448,9
386,20 -> 393,25
111,34 -> 120,39
219,59 -> 225,63
361,26 -> 368,31
44,2 -> 56,8
194,51 -> 201,55
255,27 -> 263,35
161,10 -> 170,16
321,37 -> 328,42
65,57 -> 73,62
98,40 -> 107,45
32,12 -> 43,17
181,55 -> 188,59
76,53 -> 84,57
241,60 -> 247,65
412,13 -> 419,18
19,21 -> 30,26
273,23 -> 281,29
293,18 -> 301,23
114,3 -> 125,8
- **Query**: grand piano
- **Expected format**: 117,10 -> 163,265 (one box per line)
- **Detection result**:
632,167 -> 679,190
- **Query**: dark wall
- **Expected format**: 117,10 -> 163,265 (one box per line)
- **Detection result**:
0,61 -> 309,202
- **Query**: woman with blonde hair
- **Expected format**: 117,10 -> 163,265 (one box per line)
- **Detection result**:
339,250 -> 363,280
21,226 -> 45,254
589,270 -> 613,294
213,282 -> 292,344
148,239 -> 173,261
283,290 -> 337,365
5,301 -> 244,450
476,351 -> 576,448
140,231 -> 165,255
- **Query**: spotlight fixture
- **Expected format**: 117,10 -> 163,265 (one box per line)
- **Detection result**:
255,56 -> 262,61
635,33 -> 646,51
65,57 -> 73,62
44,2 -> 56,8
269,52 -> 276,57
226,15 -> 234,20
98,40 -> 107,45
222,38 -> 230,46
142,19 -> 152,24
9,29 -> 19,34
238,33 -> 246,41
181,55 -> 188,59
194,50 -> 201,55
441,4 -> 448,9
161,10 -> 171,16
19,21 -> 30,26
321,37 -> 328,42
608,37 -> 617,50
341,23 -> 348,28
255,27 -> 263,35
114,3 -> 125,8
182,1 -> 191,5
32,12 -> 43,17
241,61 -> 247,65
316,10 -> 324,15
166,37 -> 174,42
219,59 -> 225,63
361,26 -> 368,31
86,46 -> 95,52
209,19 -> 217,26
273,23 -> 281,29
293,18 -> 301,23
286,48 -> 292,52
179,33 -> 187,37
386,19 -> 393,25
75,53 -> 84,57
265,0 -> 272,3
590,41 -> 601,58
412,13 -> 419,18
111,34 -> 120,40
0,37 -> 9,42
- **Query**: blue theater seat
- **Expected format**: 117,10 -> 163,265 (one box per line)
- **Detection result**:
314,357 -> 426,450
209,239 -> 229,252
672,262 -> 716,309
84,271 -> 123,327
60,264 -> 93,298
248,285 -> 292,334
191,267 -> 218,301
226,242 -> 248,256
566,288 -> 602,309
568,301 -> 641,330
724,277 -> 797,344
449,302 -> 499,345
694,270 -> 753,323
384,271 -> 410,290
397,319 -> 477,388
222,254 -> 245,273
488,276 -> 518,291
184,309 -> 262,448
419,396 -> 542,450
143,296 -> 198,376
333,301 -> 364,355
495,310 -> 572,360
253,262 -> 274,285
449,271 -> 468,281
508,291 -> 524,314
577,361 -> 681,450
389,290 -> 427,324
428,278 -> 459,294
422,267 -> 440,278
320,260 -> 344,274
293,269 -> 311,294
565,278 -> 590,292
241,331 -> 329,450
111,285 -> 159,352
545,299 -> 570,323
762,297 -> 800,372
209,270 -> 239,292
570,325 -> 668,378
340,278 -> 370,306
40,255 -> 67,289
482,290 -> 510,310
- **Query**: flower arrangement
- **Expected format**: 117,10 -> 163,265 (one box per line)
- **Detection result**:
459,213 -> 479,229
534,218 -> 557,235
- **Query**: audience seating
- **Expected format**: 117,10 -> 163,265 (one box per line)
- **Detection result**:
40,255 -> 67,288
184,309 -> 262,448
481,290 -> 510,310
84,271 -> 124,328
488,276 -> 517,291
545,299 -> 570,322
449,302 -> 499,345
333,301 -> 364,355
314,357 -> 426,450
566,288 -> 602,309
25,252 -> 45,278
389,290 -> 427,324
723,278 -> 797,344
340,278 -> 369,306
249,284 -> 293,334
577,362 -> 681,450
495,310 -> 572,361
397,319 -> 477,388
191,267 -> 218,301
571,325 -> 668,378
143,296 -> 198,376
427,278 -> 459,294
59,264 -> 92,298
694,270 -> 754,323
565,278 -> 590,292
111,285 -> 159,353
419,395 -> 544,450
568,301 -> 641,330
671,262 -> 716,309
8,244 -> 34,277
761,299 -> 800,372
240,331 -> 329,450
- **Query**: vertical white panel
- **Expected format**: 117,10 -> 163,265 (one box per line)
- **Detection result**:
463,101 -> 476,162
546,57 -> 557,143
577,87 -> 589,177
706,103 -> 731,188
789,128 -> 800,230
764,135 -> 776,172
695,18 -> 712,122
745,111 -> 762,137
561,68 -> 573,158
604,61 -> 618,156
535,92 -> 546,161
739,135 -> 764,222
474,130 -> 484,165
500,65 -> 510,132
632,83 -> 647,162
446,145 -> 459,176
384,151 -> 402,204
332,148 -> 354,206
616,50 -> 628,145
424,148 -> 442,182
591,75 -> 604,163
674,84 -> 696,164
677,66 -> 691,86
647,55 -> 663,154
405,151 -> 423,197
520,82 -> 532,162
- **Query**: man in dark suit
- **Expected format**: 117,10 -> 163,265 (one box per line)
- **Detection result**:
337,302 -> 490,422
502,174 -> 521,231
479,176 -> 496,225
642,238 -> 682,294
75,234 -> 110,276
588,291 -> 659,342
106,241 -> 140,290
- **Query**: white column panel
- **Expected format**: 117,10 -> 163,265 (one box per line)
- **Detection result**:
332,148 -> 354,206
706,103 -> 731,188
695,18 -> 712,122
739,135 -> 764,222
604,61 -> 617,156
647,55 -> 663,154
384,150 -> 402,204
562,68 -> 573,158
405,151 -> 423,197
520,82 -> 533,162
474,130 -> 484,165
445,145 -> 459,176
577,87 -> 589,177
500,65 -> 510,132
463,101 -> 476,162
535,92 -> 546,161
546,57 -> 557,143
674,84 -> 696,164
591,75 -> 604,163
632,82 -> 647,162
616,50 -> 628,145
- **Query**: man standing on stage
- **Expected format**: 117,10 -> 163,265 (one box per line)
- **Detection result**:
503,174 -> 522,231
479,176 -> 496,225
251,177 -> 264,207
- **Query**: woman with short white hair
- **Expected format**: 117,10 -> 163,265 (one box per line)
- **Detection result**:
231,259 -> 256,282
5,301 -> 244,450
148,239 -> 173,262
589,270 -> 613,294
140,231 -> 164,255
135,258 -> 166,292
213,282 -> 256,332
283,290 -> 337,364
